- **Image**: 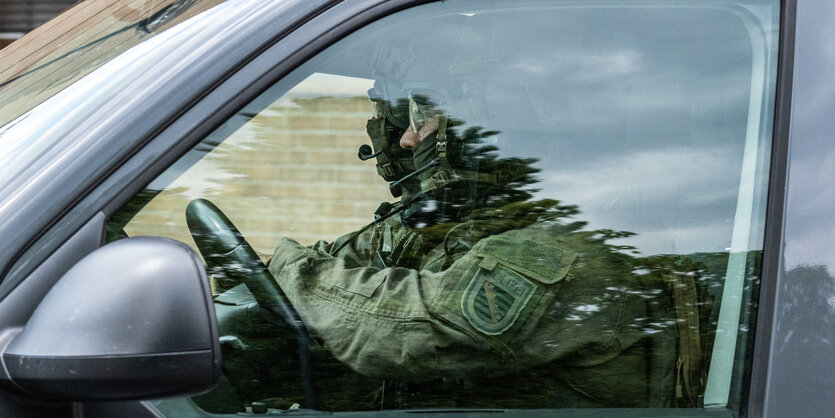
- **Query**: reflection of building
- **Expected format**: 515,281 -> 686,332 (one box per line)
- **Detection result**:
0,0 -> 75,48
126,95 -> 390,259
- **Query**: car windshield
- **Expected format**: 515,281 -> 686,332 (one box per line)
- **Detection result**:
0,0 -> 229,128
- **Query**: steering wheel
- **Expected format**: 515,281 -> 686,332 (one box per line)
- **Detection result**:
185,198 -> 318,409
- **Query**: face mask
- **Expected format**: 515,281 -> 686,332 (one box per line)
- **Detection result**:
365,97 -> 415,182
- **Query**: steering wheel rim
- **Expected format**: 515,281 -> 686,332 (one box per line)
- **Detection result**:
185,198 -> 318,409
185,198 -> 283,306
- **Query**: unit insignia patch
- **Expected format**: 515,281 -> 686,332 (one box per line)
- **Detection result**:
461,263 -> 535,335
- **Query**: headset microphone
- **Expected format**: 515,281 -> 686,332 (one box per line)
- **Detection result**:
358,144 -> 384,161
388,158 -> 438,198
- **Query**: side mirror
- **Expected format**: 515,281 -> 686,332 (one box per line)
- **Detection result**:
0,237 -> 220,400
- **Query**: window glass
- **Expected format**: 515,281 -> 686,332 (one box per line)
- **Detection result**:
107,0 -> 780,414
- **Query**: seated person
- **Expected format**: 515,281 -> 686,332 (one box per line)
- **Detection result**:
268,89 -> 679,409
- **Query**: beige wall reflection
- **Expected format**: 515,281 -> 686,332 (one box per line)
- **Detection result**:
126,75 -> 393,259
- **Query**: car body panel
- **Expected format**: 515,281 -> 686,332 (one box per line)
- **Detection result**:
760,0 -> 835,416
0,0 -> 333,296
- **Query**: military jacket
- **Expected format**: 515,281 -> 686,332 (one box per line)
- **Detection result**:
268,213 -> 676,407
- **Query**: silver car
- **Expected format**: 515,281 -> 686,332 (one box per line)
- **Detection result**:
0,0 -> 822,416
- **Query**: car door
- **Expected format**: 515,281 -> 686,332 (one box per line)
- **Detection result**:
99,0 -> 788,415
0,0 -> 801,416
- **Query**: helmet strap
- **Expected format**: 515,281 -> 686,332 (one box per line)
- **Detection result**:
436,116 -> 451,171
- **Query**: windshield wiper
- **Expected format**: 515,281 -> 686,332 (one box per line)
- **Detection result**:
138,0 -> 198,33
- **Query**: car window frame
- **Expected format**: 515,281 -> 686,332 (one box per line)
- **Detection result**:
745,0 -> 795,416
2,0 -> 795,415
0,0 -> 337,297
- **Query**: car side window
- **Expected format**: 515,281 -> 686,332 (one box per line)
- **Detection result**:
106,0 -> 780,414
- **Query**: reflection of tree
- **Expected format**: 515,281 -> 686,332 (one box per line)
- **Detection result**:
425,121 -> 768,408
362,121 -> 743,408
196,110 -> 758,411
766,264 -> 835,410
415,123 -> 573,230
777,264 -> 835,350
636,254 -> 714,406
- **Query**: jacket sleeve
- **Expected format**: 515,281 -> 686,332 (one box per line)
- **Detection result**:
268,236 -> 441,381
267,226 -> 662,390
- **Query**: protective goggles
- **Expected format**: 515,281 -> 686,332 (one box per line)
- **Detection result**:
408,93 -> 436,134
369,88 -> 410,130
370,98 -> 387,119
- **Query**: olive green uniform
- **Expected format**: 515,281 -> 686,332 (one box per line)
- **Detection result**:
268,209 -> 676,408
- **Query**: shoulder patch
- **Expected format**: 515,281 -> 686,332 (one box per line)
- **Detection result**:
462,260 -> 535,335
